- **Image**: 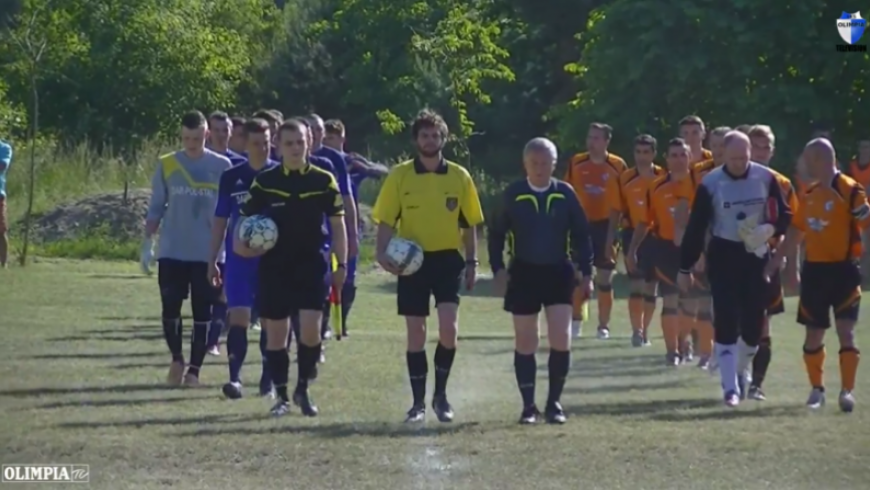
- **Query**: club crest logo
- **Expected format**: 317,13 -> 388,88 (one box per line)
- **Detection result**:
445,197 -> 458,211
838,12 -> 866,45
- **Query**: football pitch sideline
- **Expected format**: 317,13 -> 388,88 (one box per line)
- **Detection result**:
0,260 -> 869,490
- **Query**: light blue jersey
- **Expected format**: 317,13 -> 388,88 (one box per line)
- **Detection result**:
0,141 -> 11,198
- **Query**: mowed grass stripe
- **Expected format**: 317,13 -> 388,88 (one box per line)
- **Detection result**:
0,261 -> 869,490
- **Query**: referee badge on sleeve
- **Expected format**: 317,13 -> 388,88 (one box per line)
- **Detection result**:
445,197 -> 458,211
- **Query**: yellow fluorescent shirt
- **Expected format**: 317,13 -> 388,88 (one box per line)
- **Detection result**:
373,158 -> 484,252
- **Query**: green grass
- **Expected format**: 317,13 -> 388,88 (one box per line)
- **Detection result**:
1,261 -> 869,489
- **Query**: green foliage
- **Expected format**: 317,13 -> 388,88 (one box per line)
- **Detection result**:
22,224 -> 140,261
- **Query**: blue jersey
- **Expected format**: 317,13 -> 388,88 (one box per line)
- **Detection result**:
313,146 -> 352,196
224,149 -> 247,166
214,160 -> 278,256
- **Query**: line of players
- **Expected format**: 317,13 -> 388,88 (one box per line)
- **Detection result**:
564,116 -> 866,410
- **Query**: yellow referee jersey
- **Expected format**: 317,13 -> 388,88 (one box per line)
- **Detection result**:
373,158 -> 484,252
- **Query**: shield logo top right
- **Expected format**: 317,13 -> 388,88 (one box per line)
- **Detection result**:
838,12 -> 866,45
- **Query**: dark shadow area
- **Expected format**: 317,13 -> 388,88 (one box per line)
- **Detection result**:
563,397 -> 721,416
87,274 -> 151,280
176,420 -> 484,440
569,364 -> 674,378
111,362 -> 175,370
48,333 -> 165,342
57,414 -> 243,429
84,325 -> 163,335
647,404 -> 807,422
99,316 -> 172,322
481,340 -> 627,355
566,378 -> 687,395
370,273 -> 635,299
27,351 -> 165,360
31,395 -> 213,410
0,382 -> 178,398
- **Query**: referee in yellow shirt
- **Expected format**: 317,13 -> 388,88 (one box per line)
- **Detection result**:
373,110 -> 484,423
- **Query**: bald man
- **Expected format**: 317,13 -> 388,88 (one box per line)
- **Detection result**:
767,138 -> 867,412
678,131 -> 792,407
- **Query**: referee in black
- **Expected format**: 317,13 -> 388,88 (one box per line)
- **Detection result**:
488,137 -> 594,424
234,119 -> 348,418
678,131 -> 791,408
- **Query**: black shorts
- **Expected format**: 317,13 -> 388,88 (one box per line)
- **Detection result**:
504,260 -> 575,315
621,228 -> 655,281
257,253 -> 328,320
589,220 -> 616,270
765,269 -> 784,316
397,250 -> 464,317
797,261 -> 862,329
690,271 -> 710,298
650,237 -> 680,296
157,259 -> 216,322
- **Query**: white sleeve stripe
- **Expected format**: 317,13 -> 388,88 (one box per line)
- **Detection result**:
851,203 -> 870,220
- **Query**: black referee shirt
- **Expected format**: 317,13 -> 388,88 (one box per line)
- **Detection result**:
241,163 -> 345,257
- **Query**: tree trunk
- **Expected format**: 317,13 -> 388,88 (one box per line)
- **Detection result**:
19,69 -> 38,266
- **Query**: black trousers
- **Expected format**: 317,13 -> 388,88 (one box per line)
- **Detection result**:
706,239 -> 767,346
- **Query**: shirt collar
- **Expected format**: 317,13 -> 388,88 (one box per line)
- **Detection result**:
281,162 -> 311,175
413,156 -> 448,174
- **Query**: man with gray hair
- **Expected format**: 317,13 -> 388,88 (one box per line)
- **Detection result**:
678,131 -> 792,407
488,137 -> 593,424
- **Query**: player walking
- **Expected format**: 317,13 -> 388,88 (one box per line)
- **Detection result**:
767,138 -> 867,412
488,137 -> 593,424
372,110 -> 484,423
209,118 -> 277,399
143,111 -> 232,386
564,123 -> 627,339
678,132 -> 792,407
234,119 -> 347,417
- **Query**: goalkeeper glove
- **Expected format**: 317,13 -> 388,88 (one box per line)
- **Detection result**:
140,238 -> 155,275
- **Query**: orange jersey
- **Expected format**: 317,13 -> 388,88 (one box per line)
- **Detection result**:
564,152 -> 628,222
768,168 -> 799,216
846,159 -> 870,188
794,173 -> 870,262
691,148 -> 713,165
643,172 -> 697,241
606,164 -> 665,228
690,159 -> 717,187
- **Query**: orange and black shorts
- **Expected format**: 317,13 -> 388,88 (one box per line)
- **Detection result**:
620,228 -> 654,281
797,261 -> 862,329
589,219 -> 616,270
650,236 -> 680,297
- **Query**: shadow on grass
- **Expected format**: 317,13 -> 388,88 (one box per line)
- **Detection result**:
368,274 -> 635,300
647,404 -> 807,422
566,378 -> 688,395
31,395 -> 213,410
48,333 -> 165,342
0,382 -> 178,398
563,397 -> 721,416
57,414 -> 244,429
27,351 -> 165,361
83,325 -> 163,335
176,421 -> 484,440
480,340 -> 627,355
99,316 -> 168,322
87,274 -> 151,280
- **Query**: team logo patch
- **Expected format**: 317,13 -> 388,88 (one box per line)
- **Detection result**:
445,197 -> 458,211
838,12 -> 866,45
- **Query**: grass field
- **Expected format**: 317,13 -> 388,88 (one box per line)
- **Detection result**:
1,260 -> 870,489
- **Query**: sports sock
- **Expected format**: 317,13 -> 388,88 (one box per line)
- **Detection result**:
513,351 -> 536,407
321,300 -> 331,338
406,350 -> 428,406
433,343 -> 456,397
187,321 -> 209,376
162,318 -> 183,362
209,303 -> 227,346
803,345 -> 826,389
226,326 -> 248,383
547,349 -> 571,405
736,337 -> 758,378
341,284 -> 357,329
597,284 -> 613,326
678,308 -> 695,349
715,342 -> 738,394
296,343 -> 322,392
752,337 -> 772,387
258,329 -> 271,387
660,307 -> 679,353
696,312 -> 714,357
267,349 -> 290,402
839,347 -> 860,391
642,295 -> 657,334
628,293 -> 643,333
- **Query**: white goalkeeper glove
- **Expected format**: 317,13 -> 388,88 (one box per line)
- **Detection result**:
737,214 -> 760,244
140,238 -> 155,275
745,224 -> 775,257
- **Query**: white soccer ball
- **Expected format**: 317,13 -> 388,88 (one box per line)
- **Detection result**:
239,215 -> 278,251
385,237 -> 424,276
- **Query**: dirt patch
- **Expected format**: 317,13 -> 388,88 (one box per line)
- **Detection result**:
25,188 -> 375,243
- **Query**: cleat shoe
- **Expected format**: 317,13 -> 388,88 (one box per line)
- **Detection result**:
696,355 -> 710,370
405,404 -> 426,423
642,335 -> 652,347
222,381 -> 243,400
250,321 -> 261,331
341,328 -> 349,338
737,374 -> 749,400
167,360 -> 185,386
806,387 -> 826,410
519,405 -> 541,425
293,390 -> 319,417
666,352 -> 680,366
182,372 -> 200,387
838,390 -> 855,413
597,326 -> 610,340
571,320 -> 582,339
631,330 -> 644,347
270,400 -> 291,417
545,401 -> 567,424
432,395 -> 454,422
207,344 -> 221,357
323,329 -> 333,341
724,390 -> 740,408
748,385 -> 766,401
